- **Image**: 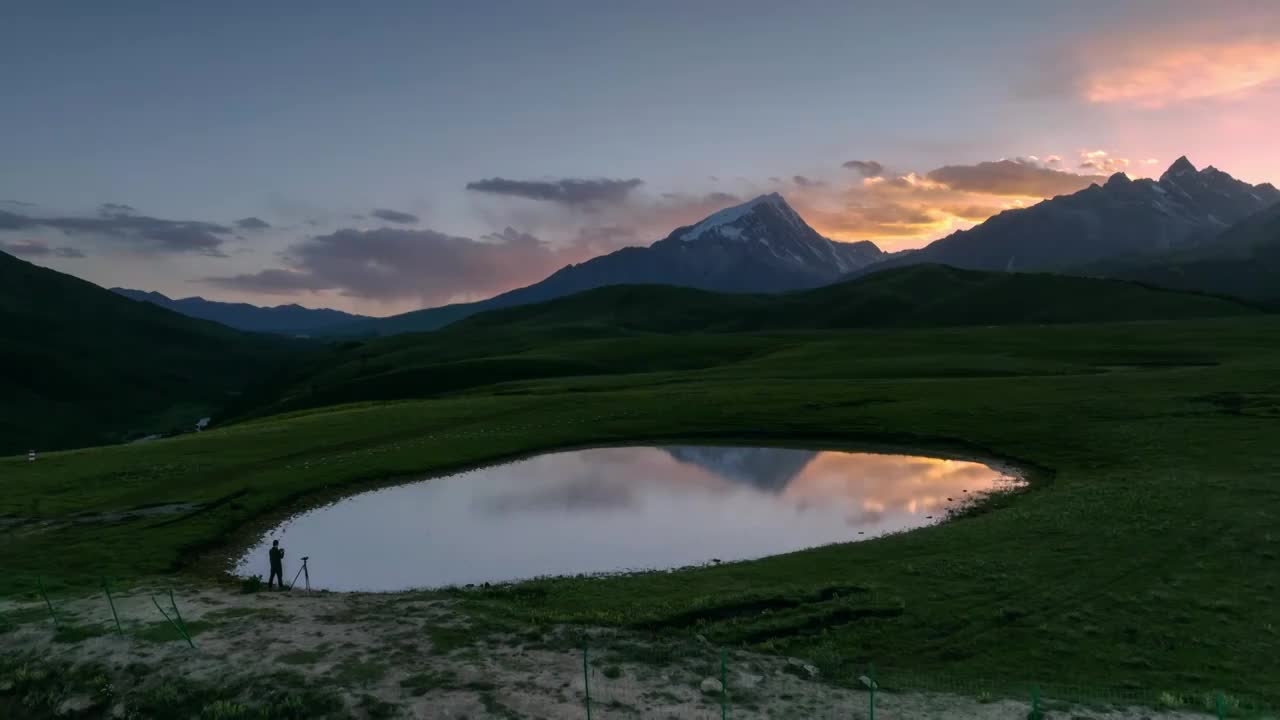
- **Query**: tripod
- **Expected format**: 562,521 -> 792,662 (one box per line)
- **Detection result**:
290,556 -> 311,592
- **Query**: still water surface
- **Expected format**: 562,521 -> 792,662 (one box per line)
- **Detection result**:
235,446 -> 1019,591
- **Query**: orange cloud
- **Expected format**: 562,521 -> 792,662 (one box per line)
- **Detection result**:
789,157 -> 1104,250
1078,150 -> 1130,174
1082,40 -> 1280,107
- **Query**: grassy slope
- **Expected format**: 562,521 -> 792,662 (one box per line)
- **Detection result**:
4,316 -> 1280,701
0,251 -> 303,454
459,264 -> 1258,332
237,265 -> 1258,418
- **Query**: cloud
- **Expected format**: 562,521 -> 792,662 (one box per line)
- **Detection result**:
940,204 -> 1002,221
842,160 -> 885,177
0,239 -> 85,258
370,208 -> 420,224
689,192 -> 741,206
0,208 -> 233,256
466,177 -> 644,207
787,155 -> 1109,246
98,203 -> 138,217
792,175 -> 826,188
204,226 -> 610,305
234,217 -> 272,230
1078,150 -> 1131,174
1081,40 -> 1280,107
925,159 -> 1105,197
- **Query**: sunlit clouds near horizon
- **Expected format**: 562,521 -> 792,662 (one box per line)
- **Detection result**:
1,0 -> 1277,315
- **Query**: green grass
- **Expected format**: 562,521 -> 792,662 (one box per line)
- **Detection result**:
0,654 -> 345,719
232,265 -> 1259,418
3,315 -> 1280,704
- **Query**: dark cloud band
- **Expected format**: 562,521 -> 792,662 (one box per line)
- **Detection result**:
466,177 -> 644,206
0,239 -> 86,258
370,208 -> 420,224
842,160 -> 885,177
926,159 -> 1104,197
0,208 -> 233,255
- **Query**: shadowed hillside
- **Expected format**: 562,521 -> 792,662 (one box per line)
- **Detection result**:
456,264 -> 1259,333
0,250 -> 304,454
1089,202 -> 1280,307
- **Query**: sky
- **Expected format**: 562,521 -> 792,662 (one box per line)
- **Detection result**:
2,0 -> 1279,316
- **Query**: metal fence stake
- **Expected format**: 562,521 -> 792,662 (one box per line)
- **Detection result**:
583,643 -> 592,720
869,663 -> 876,720
37,576 -> 58,630
721,647 -> 728,720
102,578 -> 123,635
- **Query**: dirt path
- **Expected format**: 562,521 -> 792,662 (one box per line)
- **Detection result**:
1,585 -> 1220,719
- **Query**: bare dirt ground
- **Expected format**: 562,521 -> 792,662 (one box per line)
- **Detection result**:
1,585 -> 1221,719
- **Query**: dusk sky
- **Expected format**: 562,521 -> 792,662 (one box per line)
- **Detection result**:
3,0 -> 1279,316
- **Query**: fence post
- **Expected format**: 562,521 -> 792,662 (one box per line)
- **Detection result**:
720,647 -> 728,720
1029,684 -> 1042,719
168,589 -> 193,649
151,594 -> 194,649
37,576 -> 58,630
102,578 -> 123,635
583,643 -> 592,720
865,662 -> 876,720
1216,692 -> 1225,720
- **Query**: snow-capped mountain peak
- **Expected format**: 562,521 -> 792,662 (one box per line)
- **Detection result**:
679,192 -> 797,242
657,192 -> 882,278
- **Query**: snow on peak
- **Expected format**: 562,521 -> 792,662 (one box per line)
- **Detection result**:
678,192 -> 800,242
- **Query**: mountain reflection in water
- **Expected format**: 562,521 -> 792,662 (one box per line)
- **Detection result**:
236,446 -> 1019,591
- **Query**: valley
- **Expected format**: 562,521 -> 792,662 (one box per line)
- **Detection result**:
4,160 -> 1279,718
5,313 -> 1280,715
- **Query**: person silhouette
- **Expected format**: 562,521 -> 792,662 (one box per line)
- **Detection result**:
267,540 -> 285,590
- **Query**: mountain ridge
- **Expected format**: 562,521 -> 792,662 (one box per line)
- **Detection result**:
112,288 -> 370,334
852,157 -> 1280,278
327,193 -> 884,336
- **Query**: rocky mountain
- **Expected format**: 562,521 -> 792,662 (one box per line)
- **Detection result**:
333,193 -> 884,336
112,289 -> 370,334
855,157 -> 1280,276
1090,199 -> 1280,306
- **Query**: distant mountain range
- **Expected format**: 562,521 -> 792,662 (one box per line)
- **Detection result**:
327,192 -> 885,336
111,289 -> 371,334
855,157 -> 1280,277
119,158 -> 1280,336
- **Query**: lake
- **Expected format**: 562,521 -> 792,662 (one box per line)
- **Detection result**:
235,445 -> 1020,591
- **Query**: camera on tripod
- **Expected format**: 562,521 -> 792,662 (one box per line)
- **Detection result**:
290,555 -> 312,592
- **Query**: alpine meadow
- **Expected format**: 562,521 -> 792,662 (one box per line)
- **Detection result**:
4,4 -> 1280,719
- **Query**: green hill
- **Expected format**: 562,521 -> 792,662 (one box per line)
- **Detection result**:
457,264 -> 1258,332
238,265 -> 1258,417
0,251 -> 304,454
